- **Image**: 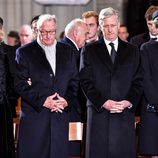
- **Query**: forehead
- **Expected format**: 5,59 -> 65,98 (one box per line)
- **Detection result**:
102,15 -> 118,24
41,20 -> 56,29
84,16 -> 97,23
20,27 -> 31,35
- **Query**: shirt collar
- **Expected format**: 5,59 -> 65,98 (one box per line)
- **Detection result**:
149,32 -> 158,39
103,37 -> 119,50
104,37 -> 118,45
37,38 -> 57,50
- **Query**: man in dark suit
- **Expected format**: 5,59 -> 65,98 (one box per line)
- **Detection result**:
80,7 -> 142,158
15,14 -> 79,158
130,5 -> 158,49
130,5 -> 158,120
61,18 -> 88,157
138,12 -> 158,158
61,18 -> 88,121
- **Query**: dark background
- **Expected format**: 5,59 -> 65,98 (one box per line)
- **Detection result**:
126,0 -> 158,38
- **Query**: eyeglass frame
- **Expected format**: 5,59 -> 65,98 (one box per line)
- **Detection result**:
39,29 -> 56,36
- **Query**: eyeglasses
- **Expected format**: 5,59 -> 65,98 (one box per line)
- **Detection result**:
40,29 -> 56,36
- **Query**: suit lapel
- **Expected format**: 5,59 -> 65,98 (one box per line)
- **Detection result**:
33,41 -> 55,77
111,39 -> 131,73
55,42 -> 63,78
97,39 -> 113,71
116,39 -> 128,64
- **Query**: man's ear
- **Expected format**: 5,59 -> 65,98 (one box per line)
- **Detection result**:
73,28 -> 78,38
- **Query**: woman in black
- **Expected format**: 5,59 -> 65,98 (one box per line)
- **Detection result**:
0,42 -> 15,158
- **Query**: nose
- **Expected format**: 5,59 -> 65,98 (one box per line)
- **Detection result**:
108,26 -> 112,32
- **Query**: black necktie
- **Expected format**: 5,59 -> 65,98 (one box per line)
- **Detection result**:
109,42 -> 116,63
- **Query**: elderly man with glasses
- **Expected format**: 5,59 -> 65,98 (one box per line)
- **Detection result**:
15,14 -> 79,158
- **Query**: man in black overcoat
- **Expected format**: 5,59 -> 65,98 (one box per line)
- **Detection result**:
80,7 -> 142,158
15,14 -> 79,158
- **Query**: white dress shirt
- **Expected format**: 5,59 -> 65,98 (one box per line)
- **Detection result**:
103,38 -> 118,55
37,39 -> 57,75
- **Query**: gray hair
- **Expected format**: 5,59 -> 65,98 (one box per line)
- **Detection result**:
65,18 -> 85,36
19,24 -> 32,34
37,14 -> 57,30
99,7 -> 119,26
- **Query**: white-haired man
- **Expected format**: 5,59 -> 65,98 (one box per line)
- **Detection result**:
19,24 -> 33,45
15,14 -> 79,158
61,18 -> 88,120
61,18 -> 88,157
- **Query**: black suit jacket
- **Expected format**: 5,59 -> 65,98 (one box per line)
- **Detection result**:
61,36 -> 87,122
139,41 -> 158,155
61,37 -> 79,53
5,43 -> 19,117
0,43 -> 15,158
130,32 -> 150,49
130,32 -> 151,116
61,37 -> 80,65
80,38 -> 142,158
15,40 -> 79,158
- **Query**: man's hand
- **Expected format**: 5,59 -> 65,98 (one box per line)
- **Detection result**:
43,93 -> 58,109
103,100 -> 131,113
43,93 -> 68,113
51,93 -> 68,113
27,78 -> 32,86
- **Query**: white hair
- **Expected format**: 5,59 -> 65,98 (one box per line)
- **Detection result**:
99,7 -> 119,26
65,18 -> 85,36
19,24 -> 32,34
37,14 -> 57,30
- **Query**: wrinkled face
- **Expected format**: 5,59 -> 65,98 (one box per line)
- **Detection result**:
83,16 -> 99,40
38,19 -> 56,46
118,26 -> 129,41
100,15 -> 120,42
75,23 -> 89,48
147,20 -> 158,36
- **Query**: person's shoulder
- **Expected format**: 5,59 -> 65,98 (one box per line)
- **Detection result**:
85,38 -> 104,49
16,41 -> 40,57
18,41 -> 37,50
130,32 -> 148,41
141,40 -> 158,50
130,32 -> 150,48
57,41 -> 73,49
0,42 -> 16,55
57,41 -> 77,54
119,38 -> 138,49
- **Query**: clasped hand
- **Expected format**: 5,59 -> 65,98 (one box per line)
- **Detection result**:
43,93 -> 68,113
103,100 -> 131,113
